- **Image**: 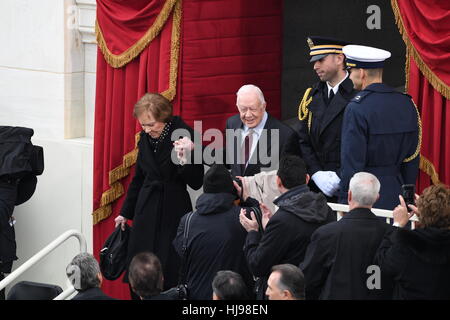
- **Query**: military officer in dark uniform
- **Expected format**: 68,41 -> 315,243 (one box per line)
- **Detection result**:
338,45 -> 420,210
296,36 -> 357,200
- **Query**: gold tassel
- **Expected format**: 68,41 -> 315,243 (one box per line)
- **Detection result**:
93,134 -> 141,224
92,205 -> 112,225
420,156 -> 441,185
109,167 -> 130,186
100,182 -> 124,207
96,0 -> 179,69
391,0 -> 450,99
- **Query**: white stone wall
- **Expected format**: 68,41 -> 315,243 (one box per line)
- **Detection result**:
0,0 -> 96,294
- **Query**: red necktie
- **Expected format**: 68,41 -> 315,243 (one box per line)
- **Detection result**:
242,130 -> 253,169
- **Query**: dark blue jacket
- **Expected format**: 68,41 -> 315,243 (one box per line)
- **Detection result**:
339,83 -> 420,210
173,193 -> 253,300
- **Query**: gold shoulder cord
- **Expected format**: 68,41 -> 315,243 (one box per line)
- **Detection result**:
298,87 -> 313,132
403,100 -> 422,163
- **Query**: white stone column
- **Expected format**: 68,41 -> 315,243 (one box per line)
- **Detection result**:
0,0 -> 97,293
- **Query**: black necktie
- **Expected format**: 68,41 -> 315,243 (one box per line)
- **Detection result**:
328,89 -> 335,104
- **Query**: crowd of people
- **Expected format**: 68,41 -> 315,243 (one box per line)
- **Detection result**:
2,36 -> 448,301
66,37 -> 450,300
102,38 -> 447,300
69,170 -> 449,300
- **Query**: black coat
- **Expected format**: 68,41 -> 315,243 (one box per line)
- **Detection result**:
300,208 -> 392,300
296,77 -> 357,180
72,287 -> 115,300
173,192 -> 252,300
339,83 -> 420,210
0,181 -> 18,273
225,113 -> 300,177
375,227 -> 450,300
243,185 -> 334,298
120,116 -> 204,289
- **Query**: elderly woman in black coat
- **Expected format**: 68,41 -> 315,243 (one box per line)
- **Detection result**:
375,184 -> 450,300
114,93 -> 203,298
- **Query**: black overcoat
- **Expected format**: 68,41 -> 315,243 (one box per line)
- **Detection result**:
120,116 -> 204,289
0,181 -> 17,273
300,208 -> 392,300
296,77 -> 357,179
375,227 -> 450,300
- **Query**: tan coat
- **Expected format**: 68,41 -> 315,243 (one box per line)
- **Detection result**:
241,170 -> 280,213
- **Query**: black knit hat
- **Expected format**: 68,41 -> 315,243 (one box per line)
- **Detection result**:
203,164 -> 235,194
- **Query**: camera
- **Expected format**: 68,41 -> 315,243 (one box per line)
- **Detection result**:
401,184 -> 415,212
161,284 -> 188,300
244,206 -> 264,233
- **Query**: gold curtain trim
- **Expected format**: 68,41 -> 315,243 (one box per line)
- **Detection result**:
391,0 -> 450,99
420,156 -> 441,185
93,206 -> 112,225
404,45 -> 410,92
93,1 -> 182,224
161,0 -> 181,101
96,0 -> 179,69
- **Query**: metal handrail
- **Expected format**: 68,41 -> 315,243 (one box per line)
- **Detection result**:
328,202 -> 418,228
54,280 -> 77,300
0,229 -> 87,299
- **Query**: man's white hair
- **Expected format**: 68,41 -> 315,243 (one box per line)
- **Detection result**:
236,84 -> 266,105
349,172 -> 380,207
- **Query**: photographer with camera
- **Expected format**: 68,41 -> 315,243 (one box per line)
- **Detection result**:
0,126 -> 43,300
172,164 -> 258,300
239,155 -> 334,299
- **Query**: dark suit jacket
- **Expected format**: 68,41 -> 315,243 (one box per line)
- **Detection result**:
225,113 -> 300,177
72,287 -> 115,300
300,208 -> 392,300
296,77 -> 357,177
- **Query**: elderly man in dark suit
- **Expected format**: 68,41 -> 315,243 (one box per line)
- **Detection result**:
300,172 -> 392,300
225,84 -> 300,177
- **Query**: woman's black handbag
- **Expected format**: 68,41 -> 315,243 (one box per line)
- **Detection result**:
100,224 -> 130,280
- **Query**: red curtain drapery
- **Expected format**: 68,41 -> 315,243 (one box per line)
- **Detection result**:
93,0 -> 181,300
93,0 -> 282,299
408,57 -> 450,191
391,0 -> 450,191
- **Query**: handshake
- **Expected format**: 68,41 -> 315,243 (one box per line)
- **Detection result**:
311,171 -> 341,197
173,137 -> 194,165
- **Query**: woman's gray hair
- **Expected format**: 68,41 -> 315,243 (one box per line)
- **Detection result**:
66,253 -> 101,291
349,172 -> 380,207
236,84 -> 266,105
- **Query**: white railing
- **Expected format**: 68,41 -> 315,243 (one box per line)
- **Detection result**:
328,203 -> 418,229
0,229 -> 87,299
